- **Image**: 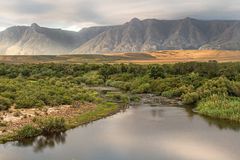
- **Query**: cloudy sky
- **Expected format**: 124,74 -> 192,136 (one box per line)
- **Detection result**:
0,0 -> 239,31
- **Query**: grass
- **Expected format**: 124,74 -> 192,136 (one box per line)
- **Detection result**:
0,102 -> 123,144
17,125 -> 41,139
36,117 -> 66,134
0,53 -> 157,64
197,95 -> 240,122
2,50 -> 240,64
66,102 -> 121,129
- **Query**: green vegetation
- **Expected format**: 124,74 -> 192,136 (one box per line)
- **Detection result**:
0,53 -> 157,64
197,95 -> 240,122
66,102 -> 121,129
0,96 -> 11,110
0,103 -> 122,143
17,125 -> 40,139
1,61 -> 240,143
0,77 -> 100,109
97,62 -> 240,122
105,92 -> 129,103
36,117 -> 66,134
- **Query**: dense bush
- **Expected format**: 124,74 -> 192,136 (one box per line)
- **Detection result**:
161,89 -> 182,98
36,116 -> 66,134
129,95 -> 141,102
132,83 -> 151,94
0,62 -> 240,122
106,80 -> 131,91
78,71 -> 104,85
106,92 -> 129,104
17,125 -> 40,139
0,77 -> 101,109
197,95 -> 240,122
15,95 -> 44,108
182,92 -> 199,105
0,96 -> 12,110
148,65 -> 165,79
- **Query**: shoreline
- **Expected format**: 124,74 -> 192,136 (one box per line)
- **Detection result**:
1,92 -> 239,144
0,102 -> 124,144
140,94 -> 240,123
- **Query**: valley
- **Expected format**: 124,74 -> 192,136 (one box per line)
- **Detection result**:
1,0 -> 240,160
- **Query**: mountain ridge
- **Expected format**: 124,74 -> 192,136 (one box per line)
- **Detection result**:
1,17 -> 240,55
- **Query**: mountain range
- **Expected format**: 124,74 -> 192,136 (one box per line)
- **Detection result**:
0,17 -> 240,55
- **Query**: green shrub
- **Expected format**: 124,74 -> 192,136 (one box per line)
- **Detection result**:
182,92 -> 199,104
197,95 -> 240,122
0,91 -> 16,100
161,89 -> 182,98
37,117 -> 66,134
17,125 -> 40,139
228,81 -> 240,97
106,80 -> 131,91
0,96 -> 12,110
149,77 -> 181,95
73,91 -> 99,103
106,92 -> 129,103
197,77 -> 229,98
80,71 -> 104,85
15,95 -> 44,108
132,83 -> 151,94
130,95 -> 141,102
149,65 -> 165,79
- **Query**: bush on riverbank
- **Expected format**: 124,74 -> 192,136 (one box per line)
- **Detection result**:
1,62 -> 240,126
105,92 -> 129,104
2,62 -> 240,143
17,117 -> 66,139
0,78 -> 100,109
196,95 -> 240,122
17,125 -> 41,139
36,116 -> 66,134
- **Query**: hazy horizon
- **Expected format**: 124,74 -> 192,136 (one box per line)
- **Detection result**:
0,0 -> 239,31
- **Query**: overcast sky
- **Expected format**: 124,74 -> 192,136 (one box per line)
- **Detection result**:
0,0 -> 239,31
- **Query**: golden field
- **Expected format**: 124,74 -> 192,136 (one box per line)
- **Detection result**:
107,50 -> 240,63
0,50 -> 240,64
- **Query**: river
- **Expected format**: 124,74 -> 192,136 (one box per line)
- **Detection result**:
1,98 -> 240,160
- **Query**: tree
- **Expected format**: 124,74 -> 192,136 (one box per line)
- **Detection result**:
149,65 -> 165,79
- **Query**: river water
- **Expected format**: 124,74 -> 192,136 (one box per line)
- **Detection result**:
1,101 -> 240,160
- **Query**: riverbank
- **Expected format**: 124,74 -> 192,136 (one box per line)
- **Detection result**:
136,94 -> 240,123
1,62 -> 240,144
195,95 -> 240,122
0,102 -> 123,144
1,98 -> 240,160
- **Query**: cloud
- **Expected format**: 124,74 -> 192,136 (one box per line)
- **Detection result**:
0,0 -> 239,31
73,1 -> 111,24
13,0 -> 54,14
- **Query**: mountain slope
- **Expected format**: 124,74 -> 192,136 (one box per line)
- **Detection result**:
73,18 -> 240,54
0,23 -> 80,55
1,18 -> 240,55
0,24 -> 109,55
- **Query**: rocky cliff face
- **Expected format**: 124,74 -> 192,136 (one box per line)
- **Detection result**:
0,18 -> 240,55
0,23 -> 108,55
73,18 -> 240,53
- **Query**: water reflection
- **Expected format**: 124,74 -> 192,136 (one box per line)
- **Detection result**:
151,109 -> 164,118
12,105 -> 240,153
1,99 -> 240,160
200,115 -> 240,131
181,105 -> 240,131
14,132 -> 66,152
